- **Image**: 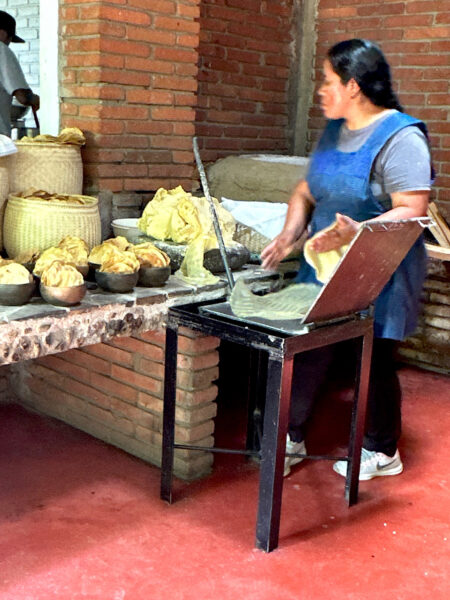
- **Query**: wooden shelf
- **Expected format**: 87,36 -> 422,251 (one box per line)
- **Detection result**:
425,243 -> 450,261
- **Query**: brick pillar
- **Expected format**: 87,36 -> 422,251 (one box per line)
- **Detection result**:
11,327 -> 220,480
59,0 -> 200,195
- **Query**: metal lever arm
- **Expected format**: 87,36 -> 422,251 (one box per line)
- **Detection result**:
193,137 -> 234,290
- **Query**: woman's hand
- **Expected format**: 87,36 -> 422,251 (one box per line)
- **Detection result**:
261,232 -> 298,271
308,213 -> 359,253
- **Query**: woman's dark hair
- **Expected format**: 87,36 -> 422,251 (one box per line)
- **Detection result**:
327,39 -> 403,112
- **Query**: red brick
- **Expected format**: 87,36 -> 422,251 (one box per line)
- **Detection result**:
151,107 -> 195,121
111,336 -> 165,361
126,89 -> 173,104
83,343 -> 134,367
125,57 -> 174,73
91,372 -> 138,403
37,355 -> 91,384
178,335 -> 220,354
99,6 -> 151,26
101,38 -> 150,57
126,26 -> 176,45
177,352 -> 219,371
405,27 -> 450,39
135,357 -> 165,380
154,16 -> 200,33
62,349 -> 111,375
111,364 -> 162,394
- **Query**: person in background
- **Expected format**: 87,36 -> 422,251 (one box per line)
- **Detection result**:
0,10 -> 39,137
261,39 -> 432,480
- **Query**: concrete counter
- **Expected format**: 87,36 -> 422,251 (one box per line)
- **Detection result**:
0,265 -> 297,480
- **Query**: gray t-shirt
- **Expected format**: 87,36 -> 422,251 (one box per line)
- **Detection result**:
0,42 -> 29,137
336,110 -> 431,209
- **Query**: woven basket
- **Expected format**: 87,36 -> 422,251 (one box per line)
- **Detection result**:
3,193 -> 101,258
9,142 -> 83,195
0,156 -> 11,250
234,222 -> 271,254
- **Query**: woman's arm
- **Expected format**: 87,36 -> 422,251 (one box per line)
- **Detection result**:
261,179 -> 315,270
308,190 -> 430,253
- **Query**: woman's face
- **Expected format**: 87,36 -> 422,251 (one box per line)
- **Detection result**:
318,60 -> 354,119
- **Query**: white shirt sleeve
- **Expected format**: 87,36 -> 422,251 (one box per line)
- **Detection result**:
0,43 -> 29,95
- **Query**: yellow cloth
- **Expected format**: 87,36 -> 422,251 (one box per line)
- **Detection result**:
138,186 -> 235,285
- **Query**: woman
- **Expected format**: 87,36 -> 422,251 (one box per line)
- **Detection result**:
261,39 -> 432,479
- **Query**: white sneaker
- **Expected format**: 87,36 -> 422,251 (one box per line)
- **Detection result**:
284,435 -> 306,477
333,448 -> 403,481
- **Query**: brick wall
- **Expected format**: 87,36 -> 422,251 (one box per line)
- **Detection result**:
398,259 -> 450,373
59,0 -> 201,195
11,328 -> 220,480
195,0 -> 295,163
308,0 -> 450,213
4,0 -> 40,127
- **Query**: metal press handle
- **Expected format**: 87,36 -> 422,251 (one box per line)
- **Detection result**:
192,137 -> 235,290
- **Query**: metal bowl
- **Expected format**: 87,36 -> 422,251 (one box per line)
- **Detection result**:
0,281 -> 35,306
95,270 -> 139,293
76,264 -> 89,278
138,266 -> 171,287
40,283 -> 86,306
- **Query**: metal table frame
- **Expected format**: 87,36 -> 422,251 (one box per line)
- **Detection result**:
160,301 -> 374,552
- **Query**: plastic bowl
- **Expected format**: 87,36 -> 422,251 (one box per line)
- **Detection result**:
39,283 -> 86,307
95,270 -> 139,293
111,218 -> 141,243
138,266 -> 171,287
0,281 -> 35,306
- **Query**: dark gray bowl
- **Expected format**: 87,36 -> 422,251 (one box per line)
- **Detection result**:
0,281 -> 35,305
40,283 -> 86,307
76,264 -> 89,278
138,266 -> 170,287
95,270 -> 139,293
22,262 -> 36,273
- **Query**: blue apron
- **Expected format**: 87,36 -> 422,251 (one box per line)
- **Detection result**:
296,112 -> 429,340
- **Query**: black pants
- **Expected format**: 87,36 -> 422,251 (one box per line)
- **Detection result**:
288,338 -> 401,457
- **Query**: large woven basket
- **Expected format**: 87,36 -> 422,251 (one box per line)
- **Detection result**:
3,193 -> 101,258
0,156 -> 11,250
234,222 -> 271,254
9,142 -> 83,195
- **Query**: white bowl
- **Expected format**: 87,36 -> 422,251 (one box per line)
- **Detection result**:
111,218 -> 140,242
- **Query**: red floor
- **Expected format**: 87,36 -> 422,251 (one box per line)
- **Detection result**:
0,366 -> 449,600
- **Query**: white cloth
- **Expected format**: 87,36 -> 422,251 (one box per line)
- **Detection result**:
220,198 -> 288,240
0,133 -> 17,156
0,42 -> 29,137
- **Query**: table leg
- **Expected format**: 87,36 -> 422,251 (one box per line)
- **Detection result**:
160,324 -> 179,504
256,355 -> 293,552
345,329 -> 373,505
246,349 -> 267,454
